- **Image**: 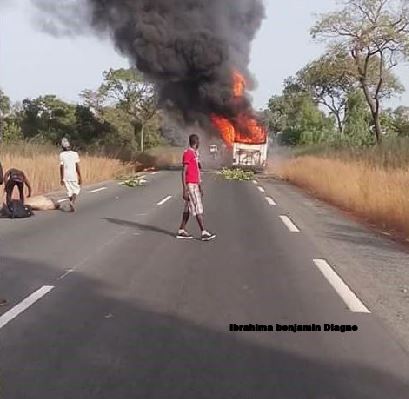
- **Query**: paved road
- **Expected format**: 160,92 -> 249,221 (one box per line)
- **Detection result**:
0,171 -> 408,398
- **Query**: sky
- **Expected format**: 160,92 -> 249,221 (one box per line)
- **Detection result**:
1,0 -> 409,110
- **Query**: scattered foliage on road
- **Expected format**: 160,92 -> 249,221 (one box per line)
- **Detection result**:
118,174 -> 148,187
218,168 -> 255,181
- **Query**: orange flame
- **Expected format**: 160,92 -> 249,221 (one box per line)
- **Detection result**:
233,71 -> 245,97
211,70 -> 267,147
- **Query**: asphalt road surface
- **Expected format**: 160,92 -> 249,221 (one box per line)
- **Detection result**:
0,171 -> 408,398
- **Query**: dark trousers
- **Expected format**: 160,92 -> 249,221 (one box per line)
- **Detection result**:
5,180 -> 24,207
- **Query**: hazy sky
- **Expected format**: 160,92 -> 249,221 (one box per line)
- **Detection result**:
1,0 -> 409,109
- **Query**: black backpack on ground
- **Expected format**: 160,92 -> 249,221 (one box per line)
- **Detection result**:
2,200 -> 33,219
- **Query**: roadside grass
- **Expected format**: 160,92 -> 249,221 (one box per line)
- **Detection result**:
273,148 -> 409,239
145,146 -> 184,169
0,143 -> 134,196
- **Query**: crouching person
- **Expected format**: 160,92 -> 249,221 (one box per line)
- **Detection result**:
59,138 -> 82,212
4,168 -> 32,207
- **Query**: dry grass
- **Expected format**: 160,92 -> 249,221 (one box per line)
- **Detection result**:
273,156 -> 409,238
146,146 -> 184,168
1,144 -> 134,196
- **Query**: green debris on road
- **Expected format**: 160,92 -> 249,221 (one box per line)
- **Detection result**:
118,174 -> 148,187
217,168 -> 255,181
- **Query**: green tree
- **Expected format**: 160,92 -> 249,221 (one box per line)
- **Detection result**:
268,91 -> 335,146
312,0 -> 409,143
2,120 -> 23,143
0,90 -> 11,142
21,95 -> 76,143
100,68 -> 158,152
295,53 -> 354,134
343,90 -> 374,145
394,106 -> 409,136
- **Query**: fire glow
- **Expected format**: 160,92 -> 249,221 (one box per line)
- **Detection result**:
211,71 -> 267,147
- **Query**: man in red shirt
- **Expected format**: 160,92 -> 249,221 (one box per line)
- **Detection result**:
177,134 -> 216,241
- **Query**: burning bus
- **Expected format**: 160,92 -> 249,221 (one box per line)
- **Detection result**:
210,71 -> 269,172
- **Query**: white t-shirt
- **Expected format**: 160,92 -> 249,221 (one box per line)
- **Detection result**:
60,151 -> 80,182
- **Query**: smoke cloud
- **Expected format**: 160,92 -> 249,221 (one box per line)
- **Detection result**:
32,0 -> 265,141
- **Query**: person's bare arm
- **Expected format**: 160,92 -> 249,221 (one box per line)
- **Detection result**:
60,165 -> 64,186
182,165 -> 189,201
76,163 -> 82,185
3,170 -> 10,190
23,174 -> 32,198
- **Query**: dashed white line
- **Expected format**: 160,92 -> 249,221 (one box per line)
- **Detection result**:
151,172 -> 159,175
252,180 -> 258,185
90,187 -> 108,193
265,197 -> 277,206
257,186 -> 265,193
313,259 -> 371,313
280,215 -> 300,233
0,286 -> 55,330
58,269 -> 75,280
57,199 -> 68,203
157,196 -> 172,206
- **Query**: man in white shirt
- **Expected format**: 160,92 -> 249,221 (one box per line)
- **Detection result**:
59,138 -> 82,212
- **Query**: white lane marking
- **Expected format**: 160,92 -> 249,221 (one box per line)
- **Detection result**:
252,180 -> 258,185
151,172 -> 159,175
280,215 -> 300,233
57,199 -> 68,203
257,186 -> 265,193
90,187 -> 108,193
0,286 -> 55,330
266,197 -> 277,206
58,269 -> 75,280
157,196 -> 172,206
313,259 -> 371,313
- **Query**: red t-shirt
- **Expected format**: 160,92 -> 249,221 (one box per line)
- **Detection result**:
183,148 -> 201,184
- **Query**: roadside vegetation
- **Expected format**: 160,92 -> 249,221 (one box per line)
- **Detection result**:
264,0 -> 409,239
0,143 -> 134,196
0,67 -> 174,196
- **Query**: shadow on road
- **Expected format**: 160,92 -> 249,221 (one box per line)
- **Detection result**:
104,217 -> 176,238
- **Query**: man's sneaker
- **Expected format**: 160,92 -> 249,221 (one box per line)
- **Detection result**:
177,230 -> 193,239
202,231 -> 216,241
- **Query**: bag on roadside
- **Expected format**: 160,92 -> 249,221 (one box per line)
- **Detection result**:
4,200 -> 33,219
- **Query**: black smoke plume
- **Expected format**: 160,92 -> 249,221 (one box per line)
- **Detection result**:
32,0 -> 265,140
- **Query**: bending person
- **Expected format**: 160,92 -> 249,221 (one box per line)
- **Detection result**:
4,168 -> 32,207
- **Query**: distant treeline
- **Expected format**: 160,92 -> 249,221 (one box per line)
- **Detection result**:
0,68 -> 164,158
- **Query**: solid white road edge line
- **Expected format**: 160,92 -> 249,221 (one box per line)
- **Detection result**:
280,215 -> 300,233
266,197 -> 277,206
57,199 -> 68,203
257,186 -> 265,193
313,259 -> 371,313
0,286 -> 55,330
157,196 -> 173,206
90,187 -> 108,193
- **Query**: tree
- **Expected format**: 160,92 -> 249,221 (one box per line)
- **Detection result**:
20,95 -> 76,143
343,90 -> 374,145
312,0 -> 409,143
268,91 -> 335,146
0,90 -> 11,142
295,53 -> 355,134
100,68 -> 158,152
